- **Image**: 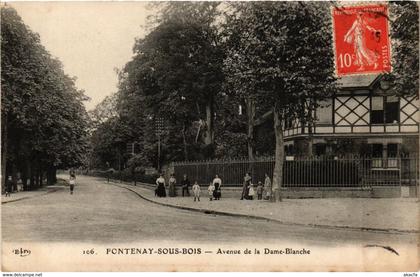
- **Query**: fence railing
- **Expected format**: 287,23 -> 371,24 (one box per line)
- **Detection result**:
172,156 -> 419,187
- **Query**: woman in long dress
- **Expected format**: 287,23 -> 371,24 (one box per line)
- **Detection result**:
212,174 -> 222,200
155,174 -> 166,197
168,174 -> 177,197
264,173 -> 272,200
241,173 -> 252,200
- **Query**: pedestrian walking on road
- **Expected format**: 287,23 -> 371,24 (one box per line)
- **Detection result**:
69,173 -> 76,195
212,174 -> 222,200
181,174 -> 190,197
256,181 -> 263,200
192,181 -> 200,202
168,174 -> 177,197
208,182 -> 215,201
5,176 -> 12,197
155,174 -> 166,197
264,173 -> 272,200
241,173 -> 252,200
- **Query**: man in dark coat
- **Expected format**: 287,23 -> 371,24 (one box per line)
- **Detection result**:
181,174 -> 191,197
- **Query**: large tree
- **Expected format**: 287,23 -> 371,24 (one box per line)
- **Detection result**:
1,6 -> 90,189
224,2 -> 337,201
114,2 -> 224,166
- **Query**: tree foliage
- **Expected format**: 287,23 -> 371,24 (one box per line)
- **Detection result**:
102,1 -> 225,169
223,2 -> 337,201
88,2 -> 417,194
1,6 -> 90,189
385,1 -> 419,96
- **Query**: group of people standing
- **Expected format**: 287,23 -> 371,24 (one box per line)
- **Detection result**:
155,174 -> 223,202
207,174 -> 222,201
155,173 -> 191,198
155,172 -> 272,201
241,173 -> 271,201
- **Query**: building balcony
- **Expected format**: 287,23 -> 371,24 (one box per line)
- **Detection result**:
284,123 -> 419,139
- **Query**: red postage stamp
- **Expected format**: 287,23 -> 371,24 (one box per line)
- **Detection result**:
332,4 -> 391,76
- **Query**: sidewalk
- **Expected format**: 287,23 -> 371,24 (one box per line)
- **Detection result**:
115,182 -> 419,233
1,185 -> 65,204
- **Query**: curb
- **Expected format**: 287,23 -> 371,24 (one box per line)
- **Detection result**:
1,187 -> 64,205
110,182 -> 419,235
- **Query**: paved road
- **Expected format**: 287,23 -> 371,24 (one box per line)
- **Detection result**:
1,175 -> 416,246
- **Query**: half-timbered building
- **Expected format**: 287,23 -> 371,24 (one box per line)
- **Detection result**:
284,75 -> 419,164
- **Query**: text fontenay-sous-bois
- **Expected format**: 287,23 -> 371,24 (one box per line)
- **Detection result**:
103,247 -> 311,255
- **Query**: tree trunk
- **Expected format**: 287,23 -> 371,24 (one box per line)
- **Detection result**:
307,139 -> 313,156
35,159 -> 40,188
182,122 -> 188,161
29,161 -> 35,190
53,167 -> 57,184
47,165 -> 55,186
11,161 -> 18,192
1,114 -> 7,193
307,123 -> 313,157
272,109 -> 284,202
132,166 -> 137,186
246,97 -> 256,161
204,98 -> 214,146
39,170 -> 43,187
35,171 -> 39,188
118,148 -> 122,183
21,160 -> 29,191
306,100 -> 314,157
47,168 -> 51,186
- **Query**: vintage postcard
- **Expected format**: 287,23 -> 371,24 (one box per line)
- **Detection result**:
1,1 -> 419,273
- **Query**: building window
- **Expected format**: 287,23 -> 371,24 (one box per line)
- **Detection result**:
385,96 -> 399,123
371,144 -> 383,158
316,99 -> 332,124
284,144 -> 295,156
387,143 -> 398,167
284,117 -> 293,129
371,97 -> 384,124
371,144 -> 383,168
387,143 -> 398,158
369,143 -> 400,168
371,96 -> 400,124
314,143 -> 327,156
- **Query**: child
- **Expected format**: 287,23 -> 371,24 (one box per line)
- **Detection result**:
248,182 -> 255,200
192,181 -> 200,202
208,182 -> 215,201
256,181 -> 263,200
69,174 -> 76,195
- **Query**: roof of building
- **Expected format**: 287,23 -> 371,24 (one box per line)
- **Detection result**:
338,74 -> 381,89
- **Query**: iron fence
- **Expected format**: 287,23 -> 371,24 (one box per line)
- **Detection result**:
172,156 -> 419,187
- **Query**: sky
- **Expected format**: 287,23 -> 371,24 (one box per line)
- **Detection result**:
11,2 -> 154,110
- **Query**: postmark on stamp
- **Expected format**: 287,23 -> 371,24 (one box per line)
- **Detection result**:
332,4 -> 391,76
